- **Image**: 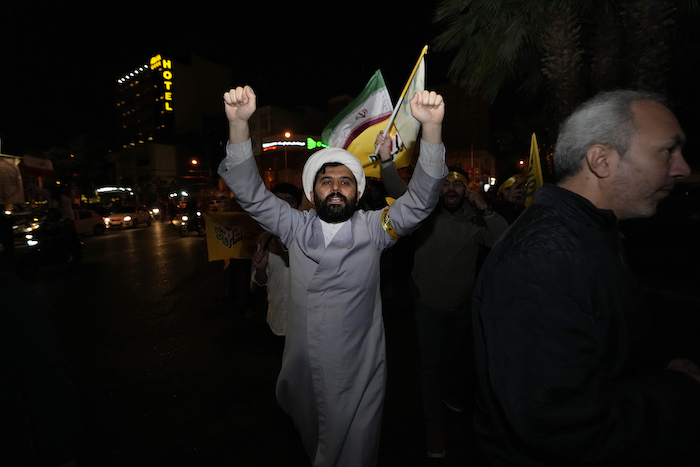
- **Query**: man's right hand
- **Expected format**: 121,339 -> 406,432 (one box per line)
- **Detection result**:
252,245 -> 269,271
224,86 -> 256,143
224,86 -> 257,123
375,131 -> 393,162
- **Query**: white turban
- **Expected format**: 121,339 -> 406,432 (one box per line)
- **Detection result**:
301,147 -> 366,202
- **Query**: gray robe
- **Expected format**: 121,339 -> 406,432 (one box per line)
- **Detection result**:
218,139 -> 446,466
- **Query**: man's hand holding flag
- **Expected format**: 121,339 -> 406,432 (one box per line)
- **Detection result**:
321,46 -> 429,178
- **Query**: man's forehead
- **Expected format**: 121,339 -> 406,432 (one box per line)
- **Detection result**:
316,165 -> 356,185
445,172 -> 468,185
632,100 -> 686,143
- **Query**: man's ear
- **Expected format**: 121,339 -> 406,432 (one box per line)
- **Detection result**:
585,144 -> 616,178
356,191 -> 362,203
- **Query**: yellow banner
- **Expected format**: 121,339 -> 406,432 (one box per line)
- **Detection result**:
348,119 -> 415,179
349,52 -> 426,179
204,212 -> 264,261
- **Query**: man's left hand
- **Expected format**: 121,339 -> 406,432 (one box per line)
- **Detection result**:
410,90 -> 445,126
410,91 -> 444,145
467,187 -> 488,211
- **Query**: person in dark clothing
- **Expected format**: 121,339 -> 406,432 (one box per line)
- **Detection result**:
167,199 -> 177,224
359,179 -> 389,211
34,208 -> 82,263
378,131 -> 508,458
158,199 -> 167,222
493,174 -> 526,224
0,207 -> 14,255
473,90 -> 700,466
1,272 -> 81,466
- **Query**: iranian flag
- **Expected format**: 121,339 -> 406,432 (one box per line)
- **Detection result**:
321,70 -> 393,150
348,54 -> 425,178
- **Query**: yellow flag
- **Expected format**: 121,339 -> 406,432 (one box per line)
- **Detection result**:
346,119 -> 413,178
348,49 -> 427,179
204,212 -> 264,261
524,133 -> 543,206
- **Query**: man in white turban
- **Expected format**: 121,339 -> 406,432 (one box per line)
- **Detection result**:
301,147 -> 366,227
219,85 -> 446,467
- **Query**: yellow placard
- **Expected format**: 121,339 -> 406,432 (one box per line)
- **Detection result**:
204,212 -> 264,261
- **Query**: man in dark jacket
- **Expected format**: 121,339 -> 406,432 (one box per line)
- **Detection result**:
473,90 -> 700,466
378,132 -> 508,458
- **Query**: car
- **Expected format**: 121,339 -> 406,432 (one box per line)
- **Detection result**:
73,209 -> 106,235
105,205 -> 152,229
12,212 -> 45,238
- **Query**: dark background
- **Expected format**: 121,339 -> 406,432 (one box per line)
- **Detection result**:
0,1 -> 448,155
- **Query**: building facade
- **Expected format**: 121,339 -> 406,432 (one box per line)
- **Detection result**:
108,53 -> 231,204
433,82 -> 497,188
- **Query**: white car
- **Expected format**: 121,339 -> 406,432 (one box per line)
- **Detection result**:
105,205 -> 152,229
73,209 -> 106,235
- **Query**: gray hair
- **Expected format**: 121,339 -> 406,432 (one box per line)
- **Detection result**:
554,90 -> 667,181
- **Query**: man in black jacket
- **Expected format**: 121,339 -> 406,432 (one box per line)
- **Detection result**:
473,90 -> 700,466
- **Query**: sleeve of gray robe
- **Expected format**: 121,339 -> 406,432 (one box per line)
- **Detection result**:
217,139 -> 447,244
379,159 -> 408,199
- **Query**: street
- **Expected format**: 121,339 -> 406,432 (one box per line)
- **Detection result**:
1,221 -> 465,466
1,208 -> 699,466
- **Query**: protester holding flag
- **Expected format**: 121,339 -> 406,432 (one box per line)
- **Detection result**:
219,84 -> 446,467
377,133 -> 508,458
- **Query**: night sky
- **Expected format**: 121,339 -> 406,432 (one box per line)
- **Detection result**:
0,1 -> 444,156
2,2 -> 699,169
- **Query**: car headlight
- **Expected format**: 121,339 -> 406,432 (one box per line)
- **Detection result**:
124,216 -> 132,222
105,217 -> 111,224
181,215 -> 189,222
152,208 -> 159,214
27,239 -> 39,247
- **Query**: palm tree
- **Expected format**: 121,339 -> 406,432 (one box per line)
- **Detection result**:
433,0 -> 696,136
539,2 -> 583,132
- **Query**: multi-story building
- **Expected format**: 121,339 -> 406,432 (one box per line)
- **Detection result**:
108,53 -> 231,204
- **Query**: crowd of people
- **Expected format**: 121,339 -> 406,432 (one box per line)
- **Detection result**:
221,85 -> 700,467
3,83 -> 698,467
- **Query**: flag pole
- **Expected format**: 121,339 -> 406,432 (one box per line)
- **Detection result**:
370,45 -> 429,160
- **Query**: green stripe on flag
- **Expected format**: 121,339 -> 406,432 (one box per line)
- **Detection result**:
321,70 -> 392,149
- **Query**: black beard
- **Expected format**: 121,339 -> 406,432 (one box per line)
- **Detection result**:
314,191 -> 357,223
441,191 -> 465,213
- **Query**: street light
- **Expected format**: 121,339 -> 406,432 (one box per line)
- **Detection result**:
184,157 -> 212,198
284,132 -> 291,182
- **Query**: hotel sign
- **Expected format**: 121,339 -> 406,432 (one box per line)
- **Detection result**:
150,54 -> 173,112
